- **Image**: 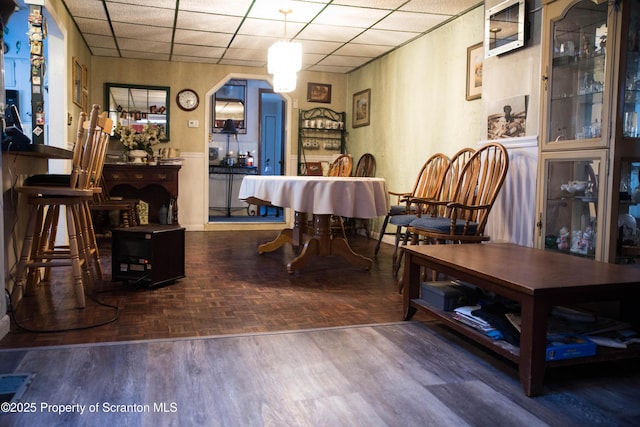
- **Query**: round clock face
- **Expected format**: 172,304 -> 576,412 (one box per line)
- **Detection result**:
177,89 -> 199,111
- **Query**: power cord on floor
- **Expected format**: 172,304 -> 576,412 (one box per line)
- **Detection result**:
6,288 -> 120,334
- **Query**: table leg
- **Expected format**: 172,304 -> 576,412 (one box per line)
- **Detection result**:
258,212 -> 307,254
286,214 -> 373,273
402,250 -> 420,320
519,296 -> 549,397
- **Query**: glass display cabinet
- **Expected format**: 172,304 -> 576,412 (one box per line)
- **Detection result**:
538,0 -> 640,263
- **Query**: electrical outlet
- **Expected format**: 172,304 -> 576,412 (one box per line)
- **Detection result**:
188,119 -> 199,128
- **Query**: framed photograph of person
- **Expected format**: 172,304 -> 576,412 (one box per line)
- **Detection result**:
352,89 -> 371,128
307,83 -> 331,103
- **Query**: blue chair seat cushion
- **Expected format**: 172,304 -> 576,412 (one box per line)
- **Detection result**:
389,213 -> 419,227
388,204 -> 417,216
24,174 -> 71,187
409,216 -> 478,235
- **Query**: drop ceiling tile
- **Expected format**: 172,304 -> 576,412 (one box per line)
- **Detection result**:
334,43 -> 393,57
399,0 -> 479,15
223,47 -> 267,61
301,52 -> 327,65
312,4 -> 389,28
75,17 -> 113,37
178,0 -> 253,15
117,38 -> 171,54
299,40 -> 344,55
307,64 -> 355,73
120,50 -> 171,61
374,11 -> 450,32
173,29 -> 233,47
64,0 -> 108,20
84,34 -> 118,49
176,10 -> 244,33
352,28 -> 419,46
218,58 -> 266,68
230,34 -> 279,51
89,47 -> 120,57
172,44 -> 226,58
106,4 -> 175,27
171,55 -> 221,64
248,0 -> 327,22
106,0 -> 176,8
332,0 -> 405,9
112,22 -> 173,43
297,24 -> 363,43
318,55 -> 371,67
237,18 -> 306,38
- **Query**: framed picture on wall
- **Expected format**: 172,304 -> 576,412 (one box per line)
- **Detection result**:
72,57 -> 82,107
466,42 -> 483,101
81,64 -> 88,111
307,83 -> 331,103
352,88 -> 371,128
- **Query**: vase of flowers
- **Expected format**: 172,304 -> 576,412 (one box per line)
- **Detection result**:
115,123 -> 163,162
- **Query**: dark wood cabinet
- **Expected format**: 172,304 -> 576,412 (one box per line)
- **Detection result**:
103,164 -> 181,224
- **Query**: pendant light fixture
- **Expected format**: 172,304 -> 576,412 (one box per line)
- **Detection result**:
268,9 -> 302,93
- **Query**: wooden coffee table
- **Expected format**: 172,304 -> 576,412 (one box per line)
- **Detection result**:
402,243 -> 640,396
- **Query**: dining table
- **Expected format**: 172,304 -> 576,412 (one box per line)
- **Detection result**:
238,175 -> 389,273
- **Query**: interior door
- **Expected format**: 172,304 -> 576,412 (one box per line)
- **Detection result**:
260,90 -> 284,176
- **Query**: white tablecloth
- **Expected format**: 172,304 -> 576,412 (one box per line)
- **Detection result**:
239,176 -> 389,218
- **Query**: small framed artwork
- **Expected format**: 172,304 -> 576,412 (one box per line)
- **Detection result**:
81,64 -> 88,111
352,88 -> 371,128
72,57 -> 82,107
466,42 -> 483,101
304,162 -> 323,176
307,83 -> 331,103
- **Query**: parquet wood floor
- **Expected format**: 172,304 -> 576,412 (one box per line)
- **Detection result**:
1,231 -> 414,349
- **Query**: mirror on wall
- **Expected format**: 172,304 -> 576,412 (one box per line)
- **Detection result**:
105,83 -> 170,140
212,79 -> 247,134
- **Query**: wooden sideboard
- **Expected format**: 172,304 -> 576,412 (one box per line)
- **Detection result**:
402,243 -> 640,396
102,164 -> 181,224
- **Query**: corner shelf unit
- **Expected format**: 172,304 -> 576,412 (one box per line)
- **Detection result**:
297,107 -> 346,175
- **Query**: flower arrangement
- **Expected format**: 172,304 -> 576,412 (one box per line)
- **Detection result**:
115,123 -> 163,155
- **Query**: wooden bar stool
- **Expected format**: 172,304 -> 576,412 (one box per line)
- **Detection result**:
13,105 -> 113,308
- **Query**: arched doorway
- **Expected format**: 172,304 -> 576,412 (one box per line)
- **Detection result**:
204,75 -> 288,225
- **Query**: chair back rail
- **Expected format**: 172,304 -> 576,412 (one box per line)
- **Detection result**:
447,142 -> 509,236
354,153 -> 376,177
328,154 -> 353,177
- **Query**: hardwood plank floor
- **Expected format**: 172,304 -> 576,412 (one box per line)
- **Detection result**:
0,322 -> 638,426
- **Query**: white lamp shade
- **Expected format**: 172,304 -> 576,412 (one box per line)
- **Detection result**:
268,41 -> 302,74
272,72 -> 297,93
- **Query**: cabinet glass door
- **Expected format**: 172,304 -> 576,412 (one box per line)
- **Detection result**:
622,1 -> 640,138
616,160 -> 640,263
538,151 -> 607,260
543,0 -> 609,148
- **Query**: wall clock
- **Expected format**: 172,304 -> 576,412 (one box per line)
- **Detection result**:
176,89 -> 199,111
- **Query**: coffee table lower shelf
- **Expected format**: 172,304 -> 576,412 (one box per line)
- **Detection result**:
409,298 -> 640,369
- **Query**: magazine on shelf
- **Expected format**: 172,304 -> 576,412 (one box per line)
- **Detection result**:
505,312 -> 632,337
